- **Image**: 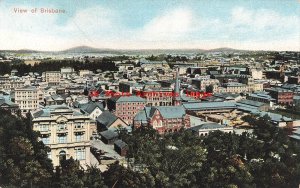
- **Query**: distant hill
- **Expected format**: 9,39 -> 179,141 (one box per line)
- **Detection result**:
0,46 -> 253,55
0,49 -> 41,53
61,46 -> 249,54
61,46 -> 117,53
205,47 -> 248,53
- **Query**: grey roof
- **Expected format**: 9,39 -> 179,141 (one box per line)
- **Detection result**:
149,106 -> 186,119
81,101 -> 104,114
51,95 -> 64,101
45,96 -> 54,101
236,105 -> 260,113
224,82 -> 246,87
237,99 -> 267,107
289,128 -> 300,141
293,128 -> 300,135
0,96 -> 18,107
111,96 -> 146,103
114,139 -> 128,149
183,102 -> 236,111
100,130 -> 118,140
265,87 -> 293,92
248,92 -> 275,101
134,106 -> 186,121
289,135 -> 300,141
140,58 -> 167,65
256,111 -> 293,122
96,111 -> 119,127
32,105 -> 83,118
16,85 -> 37,91
134,110 -> 148,122
214,93 -> 240,100
189,123 -> 226,131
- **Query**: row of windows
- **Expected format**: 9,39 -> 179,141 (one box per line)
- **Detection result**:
39,124 -> 85,132
42,134 -> 85,144
118,102 -> 144,105
119,107 -> 141,111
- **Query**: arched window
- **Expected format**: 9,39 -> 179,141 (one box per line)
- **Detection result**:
153,120 -> 157,128
59,150 -> 66,163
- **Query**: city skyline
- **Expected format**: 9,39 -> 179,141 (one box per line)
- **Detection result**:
0,0 -> 299,51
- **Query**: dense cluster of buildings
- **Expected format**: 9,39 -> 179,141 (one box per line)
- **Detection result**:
0,51 -> 299,169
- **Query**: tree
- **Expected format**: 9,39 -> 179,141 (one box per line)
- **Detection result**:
83,165 -> 107,188
103,162 -> 155,188
0,109 -> 53,187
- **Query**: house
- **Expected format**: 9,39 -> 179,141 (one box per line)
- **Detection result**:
0,95 -> 19,113
99,130 -> 119,144
96,110 -> 128,131
114,139 -> 128,156
44,94 -> 65,106
133,106 -> 190,134
188,122 -> 233,136
80,101 -> 104,120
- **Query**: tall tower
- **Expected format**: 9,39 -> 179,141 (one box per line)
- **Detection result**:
173,66 -> 181,106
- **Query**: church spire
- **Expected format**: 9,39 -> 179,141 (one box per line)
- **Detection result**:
173,66 -> 181,106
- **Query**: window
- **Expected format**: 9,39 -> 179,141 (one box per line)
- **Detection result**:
74,123 -> 83,129
75,148 -> 85,160
41,137 -> 50,144
47,152 -> 52,159
57,124 -> 67,130
75,133 -> 84,142
57,135 -> 67,143
40,124 -> 49,132
59,150 -> 66,162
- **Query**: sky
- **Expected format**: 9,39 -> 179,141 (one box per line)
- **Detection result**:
0,0 -> 299,51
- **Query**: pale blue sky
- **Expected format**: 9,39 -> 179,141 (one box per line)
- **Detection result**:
0,0 -> 299,51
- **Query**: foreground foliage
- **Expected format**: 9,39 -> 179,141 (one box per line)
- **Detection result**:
0,109 -> 299,187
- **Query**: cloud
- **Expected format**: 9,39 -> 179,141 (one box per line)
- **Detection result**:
138,8 -> 194,41
229,7 -> 299,36
0,3 -> 299,51
0,4 -> 119,50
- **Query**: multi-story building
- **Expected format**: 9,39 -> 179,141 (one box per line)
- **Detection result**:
192,78 -> 219,92
217,82 -> 249,93
31,105 -> 97,168
14,85 -> 43,113
139,58 -> 169,71
133,106 -> 190,134
265,87 -> 294,105
61,67 -> 75,78
250,82 -> 264,92
79,70 -> 92,77
44,71 -> 61,86
247,68 -> 263,80
107,96 -> 146,124
246,91 -> 276,105
0,76 -> 25,91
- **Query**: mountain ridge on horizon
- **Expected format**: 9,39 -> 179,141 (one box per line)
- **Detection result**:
0,45 -> 284,54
